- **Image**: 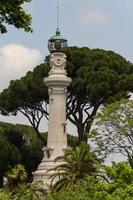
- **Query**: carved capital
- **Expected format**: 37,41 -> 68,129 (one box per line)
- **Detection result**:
43,147 -> 54,158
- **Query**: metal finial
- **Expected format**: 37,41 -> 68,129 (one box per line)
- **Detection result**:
57,2 -> 59,32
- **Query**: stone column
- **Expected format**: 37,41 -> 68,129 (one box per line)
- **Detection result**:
33,52 -> 71,186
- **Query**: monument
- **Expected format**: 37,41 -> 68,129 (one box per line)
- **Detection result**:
33,28 -> 71,186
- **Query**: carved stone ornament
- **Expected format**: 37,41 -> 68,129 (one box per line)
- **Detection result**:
43,147 -> 54,159
50,53 -> 66,68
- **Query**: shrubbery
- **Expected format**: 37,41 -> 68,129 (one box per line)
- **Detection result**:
0,185 -> 46,200
47,162 -> 133,200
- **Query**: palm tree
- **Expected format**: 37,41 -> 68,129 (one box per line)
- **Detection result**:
6,164 -> 28,192
49,142 -> 101,190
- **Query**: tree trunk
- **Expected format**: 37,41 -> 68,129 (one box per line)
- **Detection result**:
32,125 -> 47,145
0,174 -> 3,188
129,158 -> 133,169
77,124 -> 87,144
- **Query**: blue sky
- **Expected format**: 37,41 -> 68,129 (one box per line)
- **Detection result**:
1,0 -> 133,57
0,0 -> 133,134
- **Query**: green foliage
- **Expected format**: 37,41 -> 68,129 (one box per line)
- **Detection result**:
49,142 -> 100,190
67,134 -> 78,147
67,47 -> 133,103
47,177 -> 102,200
6,164 -> 28,192
91,99 -> 133,166
47,162 -> 133,200
0,162 -> 133,200
47,184 -> 89,200
0,0 -> 32,33
0,189 -> 11,200
0,121 -> 44,186
0,64 -> 49,143
0,132 -> 20,187
11,185 -> 39,200
0,185 -> 46,200
0,121 -> 78,188
66,47 -> 133,142
105,162 -> 133,186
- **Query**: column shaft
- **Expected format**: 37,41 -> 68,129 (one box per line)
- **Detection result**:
47,86 -> 67,149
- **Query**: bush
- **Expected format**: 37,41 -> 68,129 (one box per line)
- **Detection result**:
0,185 -> 47,200
47,163 -> 133,200
0,189 -> 11,200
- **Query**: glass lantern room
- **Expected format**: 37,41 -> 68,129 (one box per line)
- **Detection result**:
48,29 -> 67,53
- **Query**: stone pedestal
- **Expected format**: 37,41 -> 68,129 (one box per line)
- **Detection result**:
33,52 -> 71,186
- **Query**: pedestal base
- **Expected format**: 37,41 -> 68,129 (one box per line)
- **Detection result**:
33,147 -> 64,188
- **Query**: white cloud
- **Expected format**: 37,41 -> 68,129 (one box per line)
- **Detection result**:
0,44 -> 43,92
79,9 -> 109,25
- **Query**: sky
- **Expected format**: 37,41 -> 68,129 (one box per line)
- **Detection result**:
0,0 -> 133,138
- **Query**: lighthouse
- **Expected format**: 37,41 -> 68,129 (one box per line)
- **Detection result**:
33,28 -> 71,186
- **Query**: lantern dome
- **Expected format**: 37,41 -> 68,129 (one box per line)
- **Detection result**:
48,29 -> 67,53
